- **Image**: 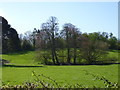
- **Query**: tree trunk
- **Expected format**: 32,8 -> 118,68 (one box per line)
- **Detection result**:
73,47 -> 77,64
66,31 -> 71,64
51,33 -> 55,64
51,47 -> 55,64
54,49 -> 59,64
67,47 -> 71,64
51,32 -> 59,64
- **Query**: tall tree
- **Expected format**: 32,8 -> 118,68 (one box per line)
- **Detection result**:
2,17 -> 20,53
61,23 -> 71,64
69,25 -> 81,64
41,16 -> 59,64
61,23 -> 81,64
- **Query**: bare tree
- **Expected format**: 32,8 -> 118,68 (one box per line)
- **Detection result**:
41,16 -> 59,64
72,28 -> 81,64
61,23 -> 81,64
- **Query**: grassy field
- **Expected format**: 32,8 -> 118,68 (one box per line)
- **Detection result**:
1,50 -> 119,88
1,51 -> 38,65
2,64 -> 118,88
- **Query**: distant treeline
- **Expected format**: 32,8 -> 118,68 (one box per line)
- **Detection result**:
1,16 -> 120,64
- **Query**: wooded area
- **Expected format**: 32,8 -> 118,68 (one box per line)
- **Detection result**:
1,16 -> 120,65
1,16 -> 119,89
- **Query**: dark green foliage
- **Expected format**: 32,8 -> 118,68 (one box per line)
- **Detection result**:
21,39 -> 33,51
80,34 -> 108,64
118,40 -> 120,50
108,36 -> 117,50
1,17 -> 21,53
34,50 -> 52,65
55,37 -> 66,49
19,31 -> 35,51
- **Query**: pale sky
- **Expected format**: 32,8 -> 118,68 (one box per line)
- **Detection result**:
0,2 -> 118,37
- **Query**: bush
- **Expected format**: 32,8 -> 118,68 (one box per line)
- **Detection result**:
34,50 -> 52,65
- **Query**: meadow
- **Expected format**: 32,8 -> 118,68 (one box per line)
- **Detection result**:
1,50 -> 119,88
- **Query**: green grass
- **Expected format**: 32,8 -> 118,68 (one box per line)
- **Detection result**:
1,50 -> 119,65
2,64 -> 118,88
1,51 -> 39,65
107,50 -> 119,61
1,50 -> 119,88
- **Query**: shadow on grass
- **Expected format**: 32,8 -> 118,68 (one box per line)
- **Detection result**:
45,63 -> 120,66
2,63 -> 120,67
3,64 -> 43,68
94,63 -> 120,66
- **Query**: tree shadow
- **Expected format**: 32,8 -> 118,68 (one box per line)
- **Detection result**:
95,63 -> 120,66
45,63 -> 120,66
3,64 -> 43,68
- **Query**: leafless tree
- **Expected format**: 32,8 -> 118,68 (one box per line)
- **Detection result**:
41,16 -> 59,64
61,23 -> 81,64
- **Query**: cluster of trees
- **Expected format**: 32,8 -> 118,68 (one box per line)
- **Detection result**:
32,16 -> 119,65
1,16 -> 119,65
1,17 -> 34,53
1,17 -> 21,53
19,31 -> 35,51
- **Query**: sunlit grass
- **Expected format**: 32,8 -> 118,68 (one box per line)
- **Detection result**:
2,64 -> 118,88
2,51 -> 39,65
1,50 -> 119,88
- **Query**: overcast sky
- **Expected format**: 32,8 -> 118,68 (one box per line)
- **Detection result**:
0,2 -> 118,37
